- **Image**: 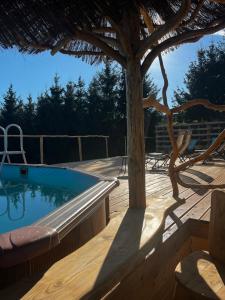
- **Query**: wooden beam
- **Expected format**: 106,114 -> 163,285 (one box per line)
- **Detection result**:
143,96 -> 170,114
141,19 -> 225,76
77,137 -> 83,161
51,37 -> 70,55
126,59 -> 146,207
105,137 -> 109,158
172,98 -> 225,114
209,190 -> 225,263
60,49 -> 105,56
138,0 -> 191,58
73,30 -> 126,67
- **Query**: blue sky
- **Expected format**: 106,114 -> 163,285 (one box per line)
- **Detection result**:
0,34 -> 223,106
150,34 -> 224,102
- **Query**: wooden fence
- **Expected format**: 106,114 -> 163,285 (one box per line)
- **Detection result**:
0,135 -> 109,164
156,121 -> 225,153
0,135 -> 155,164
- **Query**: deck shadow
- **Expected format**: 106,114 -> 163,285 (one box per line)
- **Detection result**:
201,161 -> 225,168
179,174 -> 208,196
117,175 -> 129,179
147,168 -> 167,174
183,168 -> 214,183
80,208 -> 145,299
80,205 -> 173,300
0,269 -> 45,298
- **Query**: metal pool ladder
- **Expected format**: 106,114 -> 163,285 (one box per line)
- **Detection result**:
0,124 -> 27,170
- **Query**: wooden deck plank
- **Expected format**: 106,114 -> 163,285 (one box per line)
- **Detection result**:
201,208 -> 211,221
57,158 -> 225,244
0,196 -> 177,300
163,170 -> 225,241
163,167 -> 225,239
110,175 -> 168,200
1,157 -> 225,299
60,158 -> 225,225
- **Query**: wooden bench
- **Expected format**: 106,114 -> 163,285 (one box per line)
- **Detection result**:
174,190 -> 225,300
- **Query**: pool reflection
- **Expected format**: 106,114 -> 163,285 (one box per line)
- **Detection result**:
0,179 -> 78,234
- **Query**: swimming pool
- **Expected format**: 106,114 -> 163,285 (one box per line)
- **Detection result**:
0,164 -> 118,285
0,165 -> 99,234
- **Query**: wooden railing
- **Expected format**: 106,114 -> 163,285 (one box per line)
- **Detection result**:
156,121 -> 225,153
0,135 -> 155,164
0,135 -> 109,164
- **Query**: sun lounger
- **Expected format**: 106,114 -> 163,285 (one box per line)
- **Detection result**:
194,139 -> 225,162
146,131 -> 190,169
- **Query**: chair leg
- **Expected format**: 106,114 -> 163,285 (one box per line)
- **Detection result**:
118,157 -> 124,176
161,157 -> 169,167
152,159 -> 159,169
119,156 -> 127,175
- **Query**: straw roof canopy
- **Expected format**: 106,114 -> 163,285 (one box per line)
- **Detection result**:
0,0 -> 225,70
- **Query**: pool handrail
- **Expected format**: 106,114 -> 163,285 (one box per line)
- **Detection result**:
0,124 -> 27,169
0,126 -> 7,152
0,126 -> 7,169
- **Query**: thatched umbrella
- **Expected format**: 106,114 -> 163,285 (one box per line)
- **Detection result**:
0,0 -> 225,207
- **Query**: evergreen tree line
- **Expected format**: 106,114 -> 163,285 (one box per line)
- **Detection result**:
173,41 -> 225,121
4,41 -> 225,137
2,41 -> 224,163
0,63 -> 160,137
0,63 -> 160,163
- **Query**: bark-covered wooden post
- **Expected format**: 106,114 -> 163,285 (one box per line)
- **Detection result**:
123,10 -> 146,207
126,61 -> 145,207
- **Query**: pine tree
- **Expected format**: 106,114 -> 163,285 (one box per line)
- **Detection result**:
87,77 -> 102,134
36,91 -> 49,133
48,74 -> 64,133
87,62 -> 120,135
98,62 -> 119,125
36,74 -> 64,133
23,95 -> 36,133
74,77 -> 88,133
63,81 -> 77,134
116,69 -> 126,135
0,84 -> 23,127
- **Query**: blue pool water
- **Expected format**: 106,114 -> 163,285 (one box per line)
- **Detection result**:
0,165 -> 98,234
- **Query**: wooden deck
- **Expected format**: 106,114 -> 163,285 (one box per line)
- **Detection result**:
1,157 -> 225,299
59,157 -> 225,239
